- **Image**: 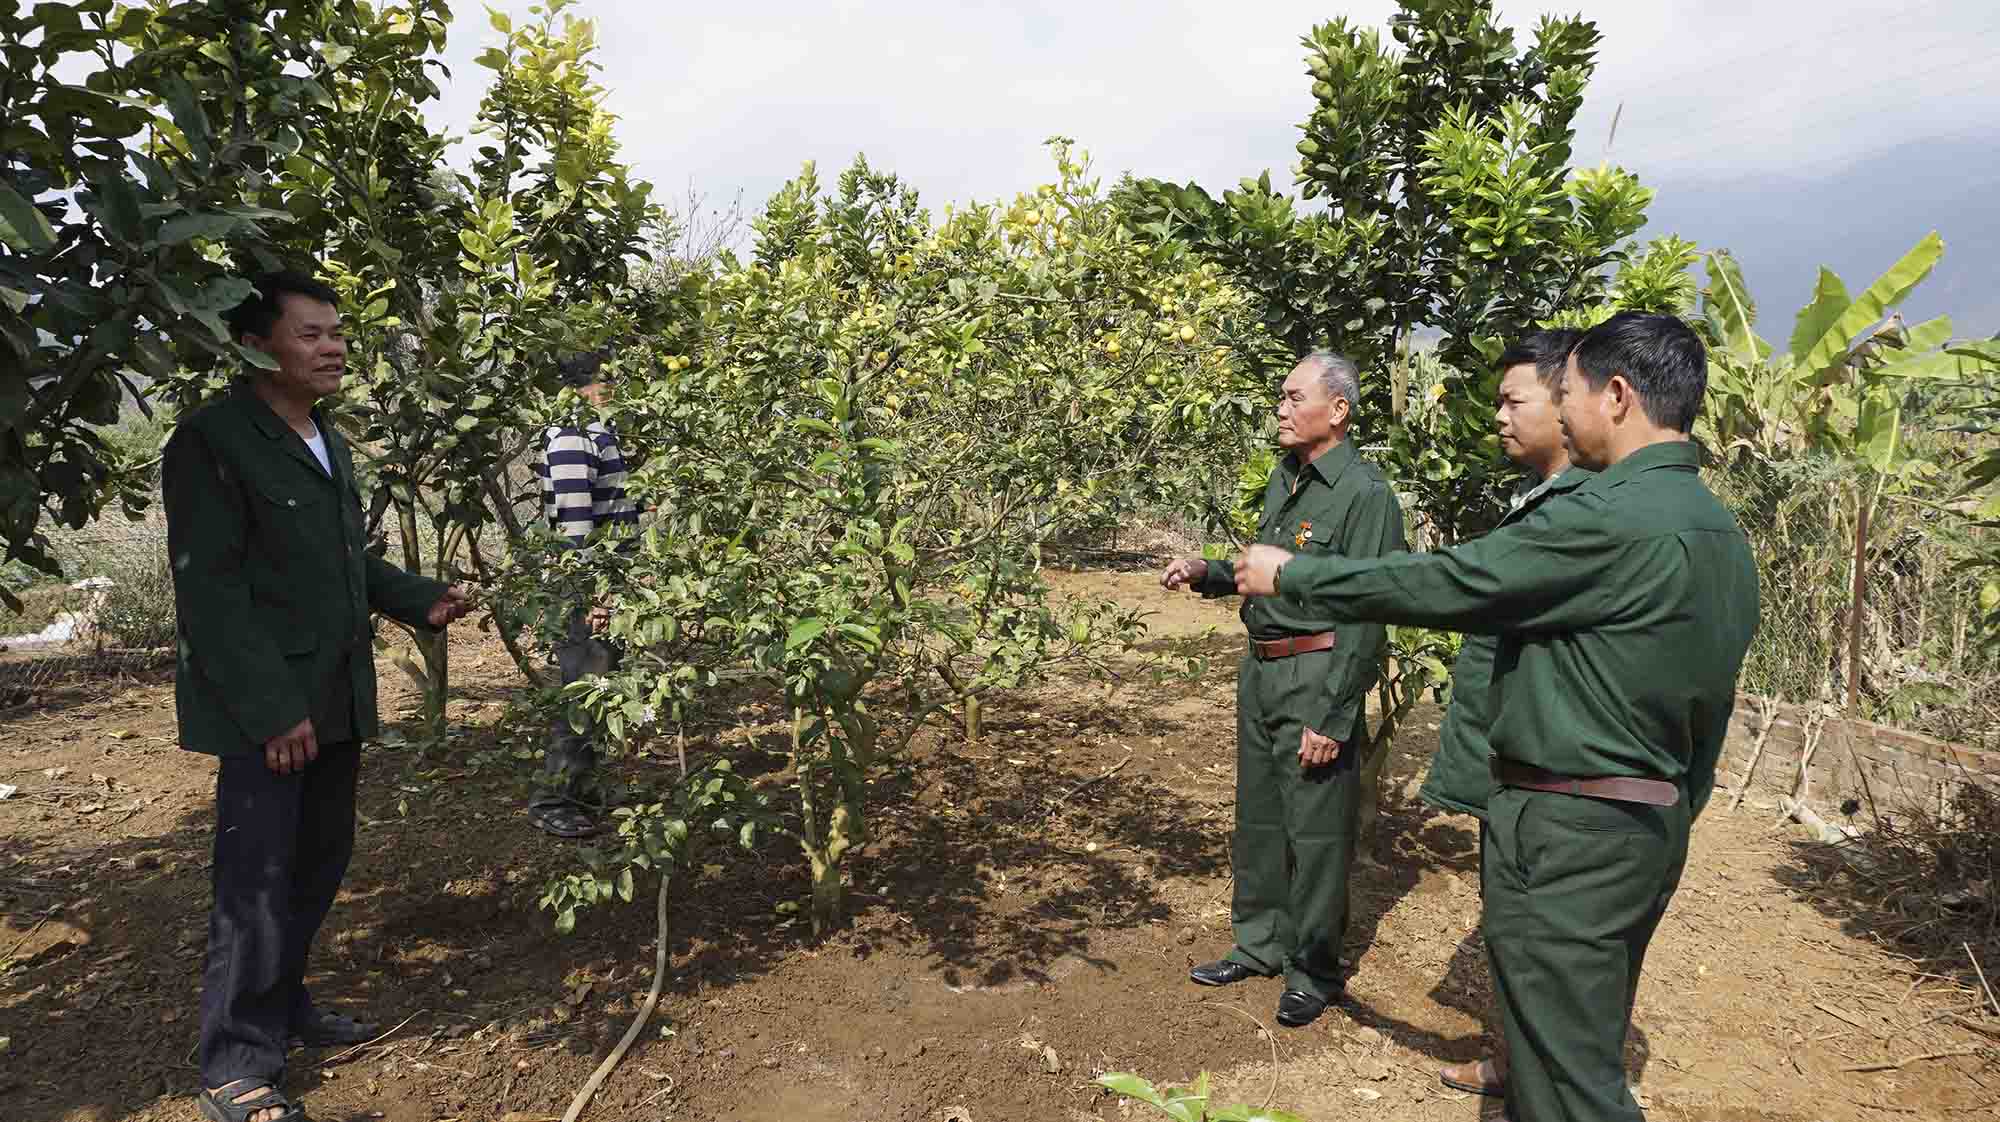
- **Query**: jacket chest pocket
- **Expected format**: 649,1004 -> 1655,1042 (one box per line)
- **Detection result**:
1288,514 -> 1343,555
249,478 -> 334,557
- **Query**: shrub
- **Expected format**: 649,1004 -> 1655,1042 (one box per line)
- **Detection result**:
92,556 -> 177,649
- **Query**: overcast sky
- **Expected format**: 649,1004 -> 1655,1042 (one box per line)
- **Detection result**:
423,0 -> 2000,334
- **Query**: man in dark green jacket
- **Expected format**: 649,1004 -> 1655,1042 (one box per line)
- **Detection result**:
1161,350 -> 1405,1028
1233,313 -> 1759,1122
1419,328 -> 1584,1100
163,271 -> 470,1122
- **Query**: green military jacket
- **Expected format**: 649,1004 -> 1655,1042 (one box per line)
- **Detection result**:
1418,468 -> 1593,819
161,381 -> 445,756
1201,439 -> 1407,734
1275,441 -> 1758,817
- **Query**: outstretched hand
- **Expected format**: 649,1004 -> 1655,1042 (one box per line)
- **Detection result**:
1233,545 -> 1293,598
1160,557 -> 1207,591
427,585 -> 474,628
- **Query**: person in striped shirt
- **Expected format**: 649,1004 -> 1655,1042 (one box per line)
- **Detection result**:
527,350 -> 638,838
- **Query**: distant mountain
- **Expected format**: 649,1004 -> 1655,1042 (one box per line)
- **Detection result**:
1638,134 -> 2000,339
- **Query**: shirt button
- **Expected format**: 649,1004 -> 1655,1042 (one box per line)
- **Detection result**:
287,499 -> 297,508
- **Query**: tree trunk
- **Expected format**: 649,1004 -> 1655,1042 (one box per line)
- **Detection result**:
1355,677 -> 1394,859
1844,477 -> 1877,713
792,710 -> 851,936
1390,328 -> 1411,421
963,694 -> 983,741
392,501 -> 451,740
466,533 -> 549,689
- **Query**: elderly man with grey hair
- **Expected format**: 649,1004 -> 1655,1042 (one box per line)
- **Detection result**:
1161,349 -> 1406,1026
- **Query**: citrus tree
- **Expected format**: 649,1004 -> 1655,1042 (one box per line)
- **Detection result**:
1116,0 -> 1649,407
0,0 -> 367,599
116,0 -> 659,733
532,143 -> 1274,935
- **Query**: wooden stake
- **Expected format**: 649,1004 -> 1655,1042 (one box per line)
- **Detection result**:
1730,695 -> 1781,812
1968,942 -> 2000,1019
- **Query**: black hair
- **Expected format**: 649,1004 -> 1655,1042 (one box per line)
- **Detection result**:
1497,328 -> 1584,387
225,270 -> 340,342
557,350 -> 611,388
1568,312 -> 1707,433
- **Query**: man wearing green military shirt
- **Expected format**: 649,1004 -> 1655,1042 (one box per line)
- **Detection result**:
1233,313 -> 1759,1122
1421,328 -> 1584,1098
164,271 -> 472,1122
1161,350 -> 1405,1028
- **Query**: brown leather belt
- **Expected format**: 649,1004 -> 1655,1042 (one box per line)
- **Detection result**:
1493,760 -> 1680,807
1250,632 -> 1337,659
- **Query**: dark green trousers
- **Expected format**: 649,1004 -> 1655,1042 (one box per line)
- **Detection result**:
1482,786 -> 1690,1122
1224,649 -> 1361,999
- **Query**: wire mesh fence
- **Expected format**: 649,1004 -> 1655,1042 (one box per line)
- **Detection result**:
1710,455 -> 1998,749
1,511 -> 178,705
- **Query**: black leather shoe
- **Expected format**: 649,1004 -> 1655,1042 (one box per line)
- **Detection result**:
1275,988 -> 1329,1027
1189,959 -> 1261,987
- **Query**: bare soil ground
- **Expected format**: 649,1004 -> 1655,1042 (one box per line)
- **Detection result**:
2,568 -> 1993,1122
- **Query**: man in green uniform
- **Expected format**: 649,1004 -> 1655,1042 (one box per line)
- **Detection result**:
1161,350 -> 1405,1028
1420,328 -> 1583,1098
1233,313 -> 1759,1122
164,270 -> 472,1122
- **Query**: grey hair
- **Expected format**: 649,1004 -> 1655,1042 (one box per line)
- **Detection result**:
1300,349 -> 1360,411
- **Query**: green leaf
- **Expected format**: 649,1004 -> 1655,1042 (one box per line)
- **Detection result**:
0,183 -> 58,251
835,622 -> 881,649
1702,250 -> 1766,360
786,618 -> 826,650
1796,232 -> 1944,381
1096,1073 -> 1167,1106
489,8 -> 512,33
1871,349 -> 1966,381
1902,314 -> 1952,353
132,335 -> 176,379
614,867 -> 634,903
1785,267 -> 1849,366
94,174 -> 144,241
156,212 -> 240,246
1855,386 -> 1901,473
33,2 -> 83,38
159,76 -> 210,158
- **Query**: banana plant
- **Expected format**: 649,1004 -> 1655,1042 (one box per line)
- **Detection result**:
1695,233 -> 2000,708
1097,1071 -> 1307,1122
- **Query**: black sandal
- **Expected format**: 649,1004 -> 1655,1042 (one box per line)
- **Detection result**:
528,803 -> 599,838
291,1008 -> 379,1048
197,1078 -> 308,1122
